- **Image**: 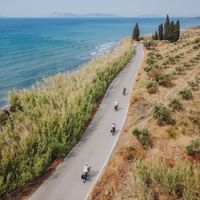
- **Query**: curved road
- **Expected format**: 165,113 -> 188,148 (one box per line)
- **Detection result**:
31,42 -> 144,200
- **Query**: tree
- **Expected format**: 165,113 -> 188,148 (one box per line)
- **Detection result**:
175,20 -> 180,41
158,24 -> 163,40
154,31 -> 158,40
132,23 -> 140,41
154,15 -> 180,42
164,15 -> 170,40
169,20 -> 175,42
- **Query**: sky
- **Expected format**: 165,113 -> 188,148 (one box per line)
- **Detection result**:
0,0 -> 199,17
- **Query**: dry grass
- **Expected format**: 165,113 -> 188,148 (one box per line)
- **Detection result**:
90,28 -> 200,200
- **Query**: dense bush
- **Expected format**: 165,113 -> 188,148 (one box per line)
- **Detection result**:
188,80 -> 199,90
179,88 -> 193,100
144,64 -> 161,73
147,57 -> 155,65
168,56 -> 176,64
175,66 -> 186,75
153,105 -> 175,125
146,80 -> 159,94
168,98 -> 183,112
155,74 -> 173,87
0,38 -> 135,196
186,139 -> 200,156
144,65 -> 152,72
133,159 -> 200,200
143,40 -> 155,50
132,128 -> 152,148
195,75 -> 200,84
145,65 -> 163,80
183,62 -> 191,68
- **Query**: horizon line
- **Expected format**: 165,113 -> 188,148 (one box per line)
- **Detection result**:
0,16 -> 199,18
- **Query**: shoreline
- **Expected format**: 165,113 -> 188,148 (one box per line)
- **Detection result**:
0,25 -> 198,111
0,41 -> 119,110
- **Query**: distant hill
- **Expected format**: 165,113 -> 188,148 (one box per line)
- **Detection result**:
50,12 -> 120,18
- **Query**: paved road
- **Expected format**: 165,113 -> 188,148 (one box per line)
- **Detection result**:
31,42 -> 144,200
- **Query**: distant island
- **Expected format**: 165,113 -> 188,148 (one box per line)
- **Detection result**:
50,12 -> 120,18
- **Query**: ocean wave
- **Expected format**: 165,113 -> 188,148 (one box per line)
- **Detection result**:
91,42 -> 116,56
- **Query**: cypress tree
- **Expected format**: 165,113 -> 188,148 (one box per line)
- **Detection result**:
175,20 -> 180,41
154,31 -> 158,40
169,20 -> 175,42
158,24 -> 164,40
164,15 -> 170,40
132,23 -> 140,41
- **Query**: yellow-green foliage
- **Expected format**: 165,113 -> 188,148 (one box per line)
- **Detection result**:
0,38 -> 135,195
133,159 -> 200,200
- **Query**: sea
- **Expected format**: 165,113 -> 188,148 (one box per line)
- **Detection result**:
0,17 -> 200,107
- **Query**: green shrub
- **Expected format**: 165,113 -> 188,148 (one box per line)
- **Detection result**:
168,56 -> 176,64
143,40 -> 155,50
183,62 -> 191,68
179,88 -> 193,100
193,45 -> 199,50
147,52 -> 154,57
144,65 -> 153,72
162,60 -> 169,66
195,75 -> 200,84
175,66 -> 186,75
145,65 -> 163,79
175,55 -> 181,59
155,74 -> 173,87
186,139 -> 200,156
147,57 -> 155,65
153,105 -> 175,125
188,80 -> 199,90
193,38 -> 200,44
155,53 -> 162,58
132,128 -> 152,148
168,98 -> 183,112
146,80 -> 159,94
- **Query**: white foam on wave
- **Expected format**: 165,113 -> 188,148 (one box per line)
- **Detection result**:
91,42 -> 116,56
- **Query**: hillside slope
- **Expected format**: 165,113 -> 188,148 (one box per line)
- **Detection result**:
90,27 -> 200,200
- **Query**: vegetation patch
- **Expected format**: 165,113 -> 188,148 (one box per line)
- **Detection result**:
153,105 -> 175,125
179,88 -> 193,100
133,159 -> 200,200
186,139 -> 200,157
188,80 -> 199,90
168,98 -> 183,112
146,80 -> 159,94
155,73 -> 173,87
132,128 -> 152,148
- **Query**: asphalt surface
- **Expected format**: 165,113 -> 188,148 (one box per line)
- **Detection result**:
30,42 -> 144,200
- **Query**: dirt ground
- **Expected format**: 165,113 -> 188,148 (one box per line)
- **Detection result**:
89,27 -> 200,200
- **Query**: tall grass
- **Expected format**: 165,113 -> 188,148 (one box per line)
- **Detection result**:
0,38 -> 135,195
133,159 -> 200,200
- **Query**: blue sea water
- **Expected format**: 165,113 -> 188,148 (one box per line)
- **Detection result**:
0,17 -> 200,106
